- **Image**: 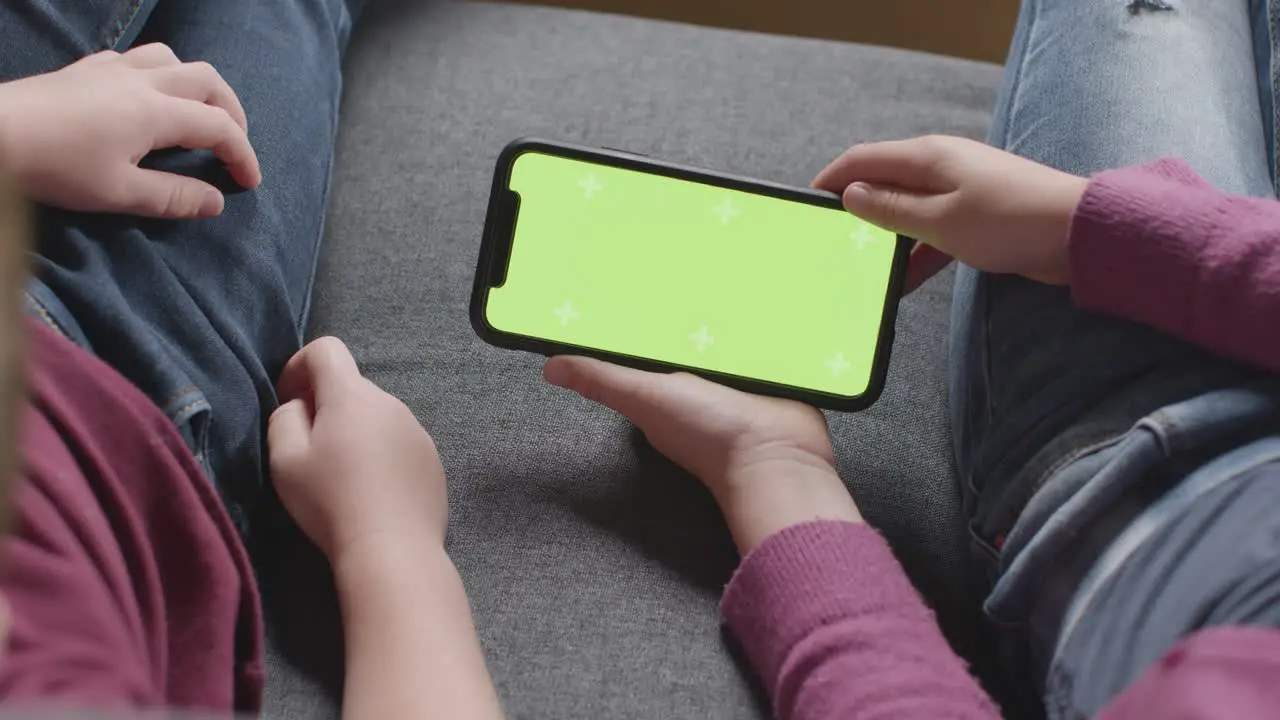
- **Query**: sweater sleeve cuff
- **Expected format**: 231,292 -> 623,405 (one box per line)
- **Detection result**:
720,521 -> 936,683
1068,158 -> 1213,332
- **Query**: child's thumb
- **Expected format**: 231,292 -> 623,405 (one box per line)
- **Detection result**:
841,182 -> 939,242
267,398 -> 313,469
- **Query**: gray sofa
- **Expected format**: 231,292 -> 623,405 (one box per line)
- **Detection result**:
255,2 -> 1007,717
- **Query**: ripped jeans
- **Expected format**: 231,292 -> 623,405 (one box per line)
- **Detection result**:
955,0 -> 1280,716
2,0 -> 362,530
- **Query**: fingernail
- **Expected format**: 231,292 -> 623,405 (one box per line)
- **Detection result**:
543,359 -> 569,388
846,182 -> 872,199
199,190 -> 223,217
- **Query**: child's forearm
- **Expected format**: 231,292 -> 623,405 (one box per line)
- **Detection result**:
723,522 -> 1000,720
1070,158 -> 1280,373
332,536 -> 504,720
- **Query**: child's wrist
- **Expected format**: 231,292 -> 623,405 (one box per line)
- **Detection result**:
331,530 -> 452,587
717,462 -> 863,556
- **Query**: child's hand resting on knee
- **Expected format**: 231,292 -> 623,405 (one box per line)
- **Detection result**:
814,135 -> 1087,291
544,356 -> 862,554
0,43 -> 259,219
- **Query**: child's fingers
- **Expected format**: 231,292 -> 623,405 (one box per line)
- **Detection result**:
119,42 -> 182,69
812,137 -> 955,195
277,337 -> 363,409
544,356 -> 677,428
154,98 -> 261,189
152,62 -> 249,133
122,167 -> 224,219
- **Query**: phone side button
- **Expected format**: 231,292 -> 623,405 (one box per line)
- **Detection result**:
603,146 -> 649,157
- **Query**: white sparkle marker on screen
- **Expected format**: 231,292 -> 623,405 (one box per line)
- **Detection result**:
579,174 -> 603,199
851,226 -> 875,250
688,325 -> 715,352
553,300 -> 580,327
713,197 -> 740,224
825,351 -> 851,377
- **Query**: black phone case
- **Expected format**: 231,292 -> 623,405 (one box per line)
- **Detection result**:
470,137 -> 911,412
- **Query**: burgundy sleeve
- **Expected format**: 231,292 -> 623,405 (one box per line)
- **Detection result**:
0,321 -> 263,713
0,411 -> 161,707
1098,627 -> 1280,720
721,521 -> 999,720
1069,158 -> 1280,372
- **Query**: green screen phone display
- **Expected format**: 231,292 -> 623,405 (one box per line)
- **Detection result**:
479,148 -> 901,402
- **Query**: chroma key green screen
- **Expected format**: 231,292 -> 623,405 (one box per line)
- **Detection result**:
482,150 -> 899,399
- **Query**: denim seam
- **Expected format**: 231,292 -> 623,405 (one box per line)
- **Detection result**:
1013,432 -> 1128,534
28,301 -> 66,338
161,385 -> 200,407
296,6 -> 352,334
105,0 -> 145,51
994,0 -> 1040,150
1137,411 -> 1179,456
1270,0 -> 1279,185
24,288 -> 74,341
968,525 -> 1001,564
1034,434 -> 1126,495
965,281 -> 994,501
171,398 -> 207,420
989,431 -> 1127,565
296,88 -> 342,334
975,384 -> 1124,532
969,431 -> 1112,557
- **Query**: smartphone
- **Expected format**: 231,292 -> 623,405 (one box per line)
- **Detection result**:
470,138 -> 909,411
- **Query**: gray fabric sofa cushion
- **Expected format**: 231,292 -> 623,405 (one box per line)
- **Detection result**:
255,1 -> 1004,717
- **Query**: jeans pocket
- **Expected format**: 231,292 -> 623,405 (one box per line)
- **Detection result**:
162,385 -> 212,473
162,385 -> 246,531
24,279 -> 92,350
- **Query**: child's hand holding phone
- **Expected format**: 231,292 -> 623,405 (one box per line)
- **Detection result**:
814,135 -> 1088,292
544,355 -> 863,555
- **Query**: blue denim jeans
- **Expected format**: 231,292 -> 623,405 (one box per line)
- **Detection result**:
2,0 -> 361,530
956,0 -> 1280,716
